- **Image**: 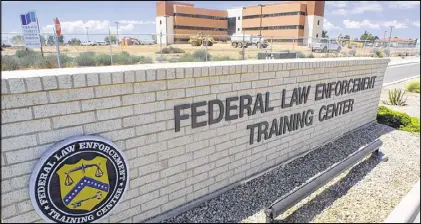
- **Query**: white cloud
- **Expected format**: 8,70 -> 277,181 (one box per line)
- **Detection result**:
333,1 -> 383,16
326,1 -> 347,8
41,20 -> 155,34
387,1 -> 420,9
343,19 -> 415,30
324,19 -> 341,30
332,9 -> 347,15
343,20 -> 380,29
382,20 -> 408,29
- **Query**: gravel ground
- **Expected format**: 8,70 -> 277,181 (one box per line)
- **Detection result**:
161,123 -> 420,223
380,77 -> 420,119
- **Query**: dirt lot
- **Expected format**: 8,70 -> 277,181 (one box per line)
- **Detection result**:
2,42 -> 418,62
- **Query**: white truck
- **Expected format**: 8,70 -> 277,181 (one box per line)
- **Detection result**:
230,33 -> 268,48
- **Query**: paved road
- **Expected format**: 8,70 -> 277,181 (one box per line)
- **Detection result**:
384,61 -> 420,84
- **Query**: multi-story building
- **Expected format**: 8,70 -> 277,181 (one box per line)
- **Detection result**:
156,1 -> 324,46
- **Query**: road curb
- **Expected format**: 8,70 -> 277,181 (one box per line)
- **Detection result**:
384,179 -> 420,223
388,61 -> 420,67
383,75 -> 420,87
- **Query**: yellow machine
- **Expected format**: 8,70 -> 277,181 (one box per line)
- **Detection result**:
188,33 -> 214,46
338,39 -> 364,48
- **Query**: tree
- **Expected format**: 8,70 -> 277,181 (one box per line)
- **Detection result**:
360,31 -> 377,41
40,35 -> 47,46
344,35 -> 351,40
68,38 -> 81,46
10,35 -> 24,45
104,35 -> 117,44
322,30 -> 329,38
47,35 -> 64,45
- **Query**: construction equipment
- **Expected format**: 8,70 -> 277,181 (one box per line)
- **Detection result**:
188,33 -> 214,46
121,37 -> 140,46
230,33 -> 268,48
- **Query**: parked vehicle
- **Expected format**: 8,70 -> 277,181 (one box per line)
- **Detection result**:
81,41 -> 95,46
95,41 -> 108,46
230,33 -> 268,48
140,40 -> 155,45
312,39 -> 341,52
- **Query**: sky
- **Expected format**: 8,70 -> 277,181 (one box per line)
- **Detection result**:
1,1 -> 420,42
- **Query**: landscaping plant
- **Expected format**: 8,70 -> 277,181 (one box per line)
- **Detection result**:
406,80 -> 420,93
377,105 -> 420,133
383,88 -> 407,106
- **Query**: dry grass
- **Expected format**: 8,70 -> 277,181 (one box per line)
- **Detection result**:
2,43 -> 418,61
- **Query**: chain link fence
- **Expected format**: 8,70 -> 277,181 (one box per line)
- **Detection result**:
2,32 -> 420,71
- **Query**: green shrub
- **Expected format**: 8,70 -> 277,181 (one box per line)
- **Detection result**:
348,49 -> 357,56
95,54 -> 112,66
157,46 -> 185,54
1,56 -> 21,71
383,88 -> 407,106
211,55 -> 238,61
75,52 -> 96,66
307,53 -> 315,58
177,53 -> 203,62
192,49 -> 211,61
15,48 -> 40,58
295,51 -> 306,58
406,80 -> 420,93
375,50 -> 384,58
377,105 -> 420,133
113,52 -> 152,65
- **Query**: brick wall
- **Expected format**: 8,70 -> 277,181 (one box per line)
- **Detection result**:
1,58 -> 390,223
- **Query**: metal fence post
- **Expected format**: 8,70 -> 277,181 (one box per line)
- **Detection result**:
205,34 -> 208,62
292,37 -> 295,52
53,28 -> 62,68
326,38 -> 329,58
271,36 -> 273,53
108,29 -> 113,65
242,32 -> 245,60
159,31 -> 163,63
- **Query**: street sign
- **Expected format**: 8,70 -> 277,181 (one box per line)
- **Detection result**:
20,11 -> 41,48
54,17 -> 61,37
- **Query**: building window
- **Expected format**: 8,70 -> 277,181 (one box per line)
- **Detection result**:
238,17 -> 240,20
243,11 -> 305,19
317,20 -> 320,25
316,34 -> 319,38
174,25 -> 228,31
160,20 -> 162,25
174,13 -> 227,20
242,25 -> 304,31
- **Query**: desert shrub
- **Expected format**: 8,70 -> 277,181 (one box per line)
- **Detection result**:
348,49 -> 357,56
376,51 -> 384,58
75,52 -> 96,66
177,53 -> 203,62
136,56 -> 153,64
15,48 -> 40,58
211,55 -> 238,61
157,46 -> 185,54
382,88 -> 407,106
377,105 -> 420,133
307,53 -> 315,58
1,56 -> 21,71
406,80 -> 420,93
94,54 -> 112,66
295,51 -> 306,58
383,48 -> 390,56
192,49 -> 211,61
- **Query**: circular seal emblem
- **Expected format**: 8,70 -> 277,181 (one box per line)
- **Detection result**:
29,136 -> 129,223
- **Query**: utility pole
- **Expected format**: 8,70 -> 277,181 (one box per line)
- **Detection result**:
115,22 -> 120,46
388,26 -> 394,56
258,4 -> 264,49
85,27 -> 89,41
384,30 -> 387,47
164,16 -> 169,46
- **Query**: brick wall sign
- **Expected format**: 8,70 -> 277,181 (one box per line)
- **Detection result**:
29,136 -> 129,223
1,58 -> 389,222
